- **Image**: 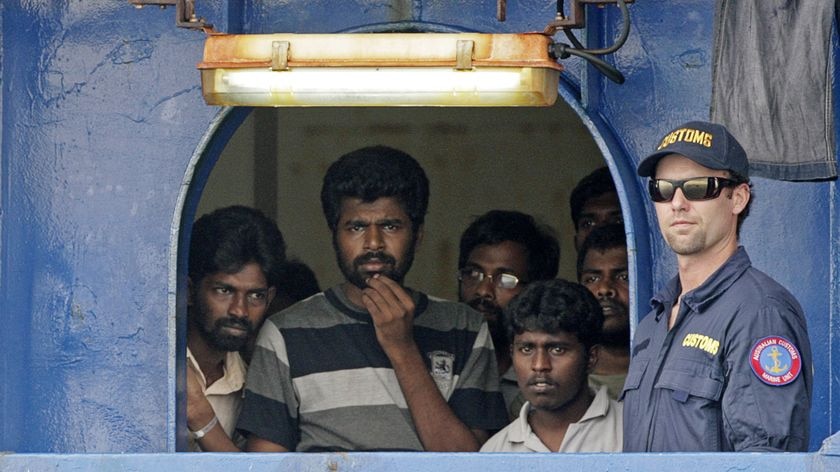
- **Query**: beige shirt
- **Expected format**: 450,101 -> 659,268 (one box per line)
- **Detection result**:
588,372 -> 627,401
480,385 -> 623,453
186,348 -> 247,451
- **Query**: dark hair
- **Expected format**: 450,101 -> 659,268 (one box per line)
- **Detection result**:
576,223 -> 627,279
505,279 -> 604,352
320,146 -> 429,232
276,259 -> 321,302
569,166 -> 617,230
458,210 -> 560,282
189,205 -> 287,287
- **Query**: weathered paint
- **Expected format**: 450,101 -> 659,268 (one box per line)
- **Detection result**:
0,2 -> 837,469
0,451 -> 837,472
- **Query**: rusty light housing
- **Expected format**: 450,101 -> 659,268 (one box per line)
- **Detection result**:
197,33 -> 563,107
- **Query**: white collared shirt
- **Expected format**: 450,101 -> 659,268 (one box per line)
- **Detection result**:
480,385 -> 623,453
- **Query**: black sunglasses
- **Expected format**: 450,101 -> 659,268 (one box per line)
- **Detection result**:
648,177 -> 740,203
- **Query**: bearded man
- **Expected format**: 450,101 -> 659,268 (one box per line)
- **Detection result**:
237,146 -> 507,452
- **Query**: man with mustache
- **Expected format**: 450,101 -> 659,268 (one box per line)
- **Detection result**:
457,210 -> 560,418
186,205 -> 286,451
577,223 -> 629,399
623,121 -> 812,451
480,279 -> 622,452
238,146 -> 508,452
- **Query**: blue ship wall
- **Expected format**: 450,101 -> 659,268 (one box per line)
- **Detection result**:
0,0 -> 837,468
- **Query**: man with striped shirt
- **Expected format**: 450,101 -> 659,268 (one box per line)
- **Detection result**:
237,146 -> 508,452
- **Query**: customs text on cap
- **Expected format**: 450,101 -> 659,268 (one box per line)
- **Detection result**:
637,121 -> 750,178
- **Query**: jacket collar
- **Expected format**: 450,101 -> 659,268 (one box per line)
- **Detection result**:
652,246 -> 752,318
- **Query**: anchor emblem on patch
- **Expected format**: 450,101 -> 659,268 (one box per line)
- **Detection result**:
750,336 -> 802,386
428,350 -> 455,395
764,346 -> 788,374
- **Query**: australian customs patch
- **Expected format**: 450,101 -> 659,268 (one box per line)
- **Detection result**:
750,336 -> 802,386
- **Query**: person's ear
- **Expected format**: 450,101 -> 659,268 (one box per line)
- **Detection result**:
414,224 -> 425,248
731,183 -> 751,216
586,344 -> 601,374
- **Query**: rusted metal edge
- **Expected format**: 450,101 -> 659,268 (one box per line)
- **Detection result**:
197,33 -> 562,71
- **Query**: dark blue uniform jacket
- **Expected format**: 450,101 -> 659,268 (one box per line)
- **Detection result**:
622,247 -> 812,451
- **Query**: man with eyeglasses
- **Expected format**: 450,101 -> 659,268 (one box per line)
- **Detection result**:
458,210 -> 560,419
622,121 -> 812,452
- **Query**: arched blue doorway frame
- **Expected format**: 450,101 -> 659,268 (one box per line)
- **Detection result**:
556,85 -> 652,332
170,105 -> 253,451
171,74 -> 654,452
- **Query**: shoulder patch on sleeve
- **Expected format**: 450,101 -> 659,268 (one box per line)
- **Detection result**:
750,336 -> 802,386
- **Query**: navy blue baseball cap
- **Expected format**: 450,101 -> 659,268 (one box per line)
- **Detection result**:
637,121 -> 750,178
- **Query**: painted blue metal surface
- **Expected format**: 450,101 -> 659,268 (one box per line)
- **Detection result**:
0,0 -> 220,453
0,1 -> 836,468
1,450 -> 838,472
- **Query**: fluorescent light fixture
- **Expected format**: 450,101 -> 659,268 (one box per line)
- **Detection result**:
198,33 -> 562,107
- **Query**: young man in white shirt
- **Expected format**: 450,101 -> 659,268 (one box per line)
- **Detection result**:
481,279 -> 622,453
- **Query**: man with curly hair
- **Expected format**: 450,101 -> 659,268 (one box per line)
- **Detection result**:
186,205 -> 286,452
481,279 -> 622,452
238,146 -> 508,452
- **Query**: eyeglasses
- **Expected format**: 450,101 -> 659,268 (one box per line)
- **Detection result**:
457,268 -> 521,290
648,177 -> 739,203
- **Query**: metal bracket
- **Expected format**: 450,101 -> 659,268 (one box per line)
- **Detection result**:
545,0 -> 634,34
271,41 -> 290,71
455,40 -> 475,70
129,0 -> 212,31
